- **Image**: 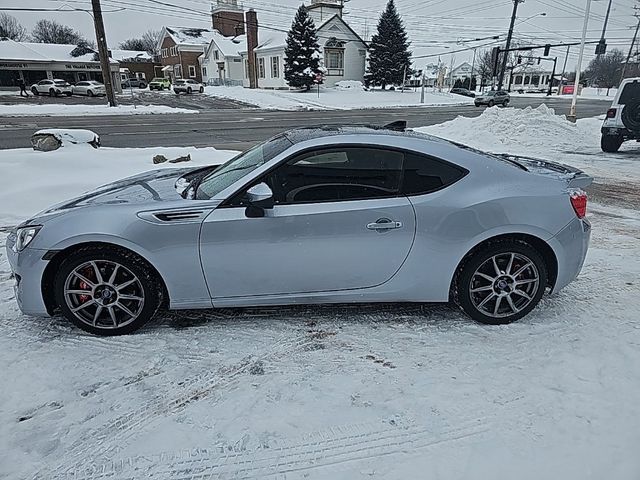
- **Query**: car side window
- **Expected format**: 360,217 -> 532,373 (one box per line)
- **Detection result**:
263,147 -> 403,205
401,152 -> 468,196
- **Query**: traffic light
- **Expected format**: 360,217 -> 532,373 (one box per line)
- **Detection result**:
595,40 -> 607,55
543,44 -> 551,56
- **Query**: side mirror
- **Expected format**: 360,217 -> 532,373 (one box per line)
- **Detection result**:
244,183 -> 274,218
246,182 -> 273,203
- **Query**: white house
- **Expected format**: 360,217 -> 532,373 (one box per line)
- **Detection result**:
198,0 -> 368,89
446,62 -> 477,87
506,65 -> 556,92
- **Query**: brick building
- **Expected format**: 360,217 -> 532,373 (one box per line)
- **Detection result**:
110,49 -> 162,83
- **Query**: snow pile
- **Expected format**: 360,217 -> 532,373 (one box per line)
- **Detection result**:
581,86 -> 617,99
0,145 -> 237,225
416,106 -> 640,183
418,104 -> 594,153
335,80 -> 365,91
33,128 -> 99,146
0,103 -> 198,117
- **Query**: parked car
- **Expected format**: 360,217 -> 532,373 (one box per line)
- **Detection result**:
149,77 -> 171,90
474,90 -> 510,107
601,77 -> 640,152
31,79 -> 72,97
72,80 -> 106,97
6,123 -> 592,336
450,87 -> 476,98
122,78 -> 147,89
173,79 -> 205,94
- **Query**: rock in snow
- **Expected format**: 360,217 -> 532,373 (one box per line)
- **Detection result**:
31,129 -> 100,151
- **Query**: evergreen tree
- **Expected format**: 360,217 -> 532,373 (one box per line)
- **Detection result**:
284,5 -> 323,91
365,0 -> 412,89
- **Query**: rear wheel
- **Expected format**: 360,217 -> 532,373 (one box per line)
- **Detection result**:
199,86 -> 204,93
87,89 -> 94,97
601,134 -> 623,153
488,100 -> 495,107
454,240 -> 548,325
503,99 -> 509,107
54,248 -> 163,336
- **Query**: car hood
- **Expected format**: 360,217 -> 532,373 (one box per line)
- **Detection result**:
34,167 -> 206,219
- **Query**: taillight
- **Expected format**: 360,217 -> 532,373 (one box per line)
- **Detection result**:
606,108 -> 617,118
570,190 -> 587,218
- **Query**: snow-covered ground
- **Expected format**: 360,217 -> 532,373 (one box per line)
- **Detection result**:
1,109 -> 640,479
204,85 -> 473,110
0,103 -> 198,117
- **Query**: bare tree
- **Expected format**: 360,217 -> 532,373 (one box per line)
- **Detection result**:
585,49 -> 625,94
31,19 -> 87,44
0,13 -> 28,41
119,30 -> 161,56
475,49 -> 495,89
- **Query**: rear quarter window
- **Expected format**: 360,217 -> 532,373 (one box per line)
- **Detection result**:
401,152 -> 468,196
619,81 -> 640,105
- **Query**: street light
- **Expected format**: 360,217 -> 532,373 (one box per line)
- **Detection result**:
516,12 -> 547,25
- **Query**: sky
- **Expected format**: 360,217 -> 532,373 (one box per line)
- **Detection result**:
4,0 -> 640,72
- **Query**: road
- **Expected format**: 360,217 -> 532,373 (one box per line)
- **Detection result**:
0,96 -> 609,151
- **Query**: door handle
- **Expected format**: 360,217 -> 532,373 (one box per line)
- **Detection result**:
366,218 -> 402,231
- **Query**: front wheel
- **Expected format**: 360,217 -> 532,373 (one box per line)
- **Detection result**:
32,87 -> 39,96
488,100 -> 495,107
87,90 -> 94,97
454,240 -> 548,325
199,87 -> 204,93
54,247 -> 163,336
503,100 -> 509,107
601,134 -> 623,153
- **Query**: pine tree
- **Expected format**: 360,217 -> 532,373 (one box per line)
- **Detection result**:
284,5 -> 323,91
365,0 -> 412,89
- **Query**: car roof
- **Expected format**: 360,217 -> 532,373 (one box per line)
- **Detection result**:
283,125 -> 446,146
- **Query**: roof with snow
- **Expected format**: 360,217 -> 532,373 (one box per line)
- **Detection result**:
0,38 -> 105,63
208,30 -> 246,57
164,27 -> 220,47
110,49 -> 153,62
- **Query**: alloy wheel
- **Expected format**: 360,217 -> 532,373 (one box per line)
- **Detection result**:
469,252 -> 540,318
63,260 -> 145,329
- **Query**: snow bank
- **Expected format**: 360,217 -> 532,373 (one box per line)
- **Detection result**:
0,145 -> 237,225
205,85 -> 473,110
415,105 -> 639,182
33,128 -> 99,146
0,103 -> 198,117
335,80 -> 365,91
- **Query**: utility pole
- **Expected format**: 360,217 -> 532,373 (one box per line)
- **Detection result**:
568,0 -> 592,123
420,70 -> 426,103
91,0 -> 116,107
620,11 -> 640,82
470,47 -> 477,92
596,0 -> 613,56
557,45 -> 570,95
547,56 -> 557,96
498,0 -> 524,90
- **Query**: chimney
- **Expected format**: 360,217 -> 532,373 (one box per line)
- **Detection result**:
246,9 -> 258,89
211,0 -> 245,37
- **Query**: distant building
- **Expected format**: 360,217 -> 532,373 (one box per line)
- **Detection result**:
507,65 -> 556,92
446,62 -> 477,87
110,49 -> 162,84
157,27 -> 220,83
0,38 -> 120,89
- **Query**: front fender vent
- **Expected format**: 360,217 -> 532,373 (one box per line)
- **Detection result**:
154,211 -> 205,222
137,209 -> 211,225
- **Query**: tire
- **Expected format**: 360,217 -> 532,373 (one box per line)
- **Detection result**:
601,134 -> 623,153
31,87 -> 39,95
65,92 -> 72,97
54,247 -> 163,336
199,87 -> 204,93
454,240 -> 548,325
621,100 -> 640,134
139,83 -> 146,89
503,100 -> 509,107
49,88 -> 55,97
88,89 -> 94,97
488,100 -> 495,107
187,87 -> 192,94
159,85 -> 164,91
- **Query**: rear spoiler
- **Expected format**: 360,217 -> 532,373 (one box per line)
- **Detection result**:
496,154 -> 593,189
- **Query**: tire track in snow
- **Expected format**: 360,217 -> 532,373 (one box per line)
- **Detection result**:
46,329 -> 320,478
52,416 -> 489,480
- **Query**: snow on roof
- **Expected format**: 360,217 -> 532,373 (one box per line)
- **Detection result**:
254,30 -> 287,52
164,27 -> 220,47
209,30 -> 246,57
110,49 -> 152,61
0,38 -> 100,63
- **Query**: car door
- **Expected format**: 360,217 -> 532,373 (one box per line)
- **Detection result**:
199,146 -> 417,299
38,80 -> 50,93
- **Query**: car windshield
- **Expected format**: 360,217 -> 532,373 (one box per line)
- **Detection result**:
152,78 -> 164,82
54,80 -> 67,85
195,135 -> 293,200
175,80 -> 185,85
485,91 -> 496,96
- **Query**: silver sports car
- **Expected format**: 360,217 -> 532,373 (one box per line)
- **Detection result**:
6,124 -> 592,336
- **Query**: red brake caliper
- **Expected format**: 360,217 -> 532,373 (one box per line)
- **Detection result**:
78,267 -> 94,304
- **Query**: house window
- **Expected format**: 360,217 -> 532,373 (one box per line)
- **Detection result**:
174,64 -> 182,78
258,57 -> 265,79
325,49 -> 344,73
244,59 -> 249,78
202,67 -> 207,78
532,75 -> 540,85
214,50 -> 219,60
270,56 -> 279,78
161,48 -> 167,58
514,75 -> 523,84
189,65 -> 197,78
136,72 -> 145,80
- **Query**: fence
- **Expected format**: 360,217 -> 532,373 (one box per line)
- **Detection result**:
206,78 -> 243,87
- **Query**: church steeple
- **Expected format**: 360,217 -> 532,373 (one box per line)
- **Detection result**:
306,0 -> 344,25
